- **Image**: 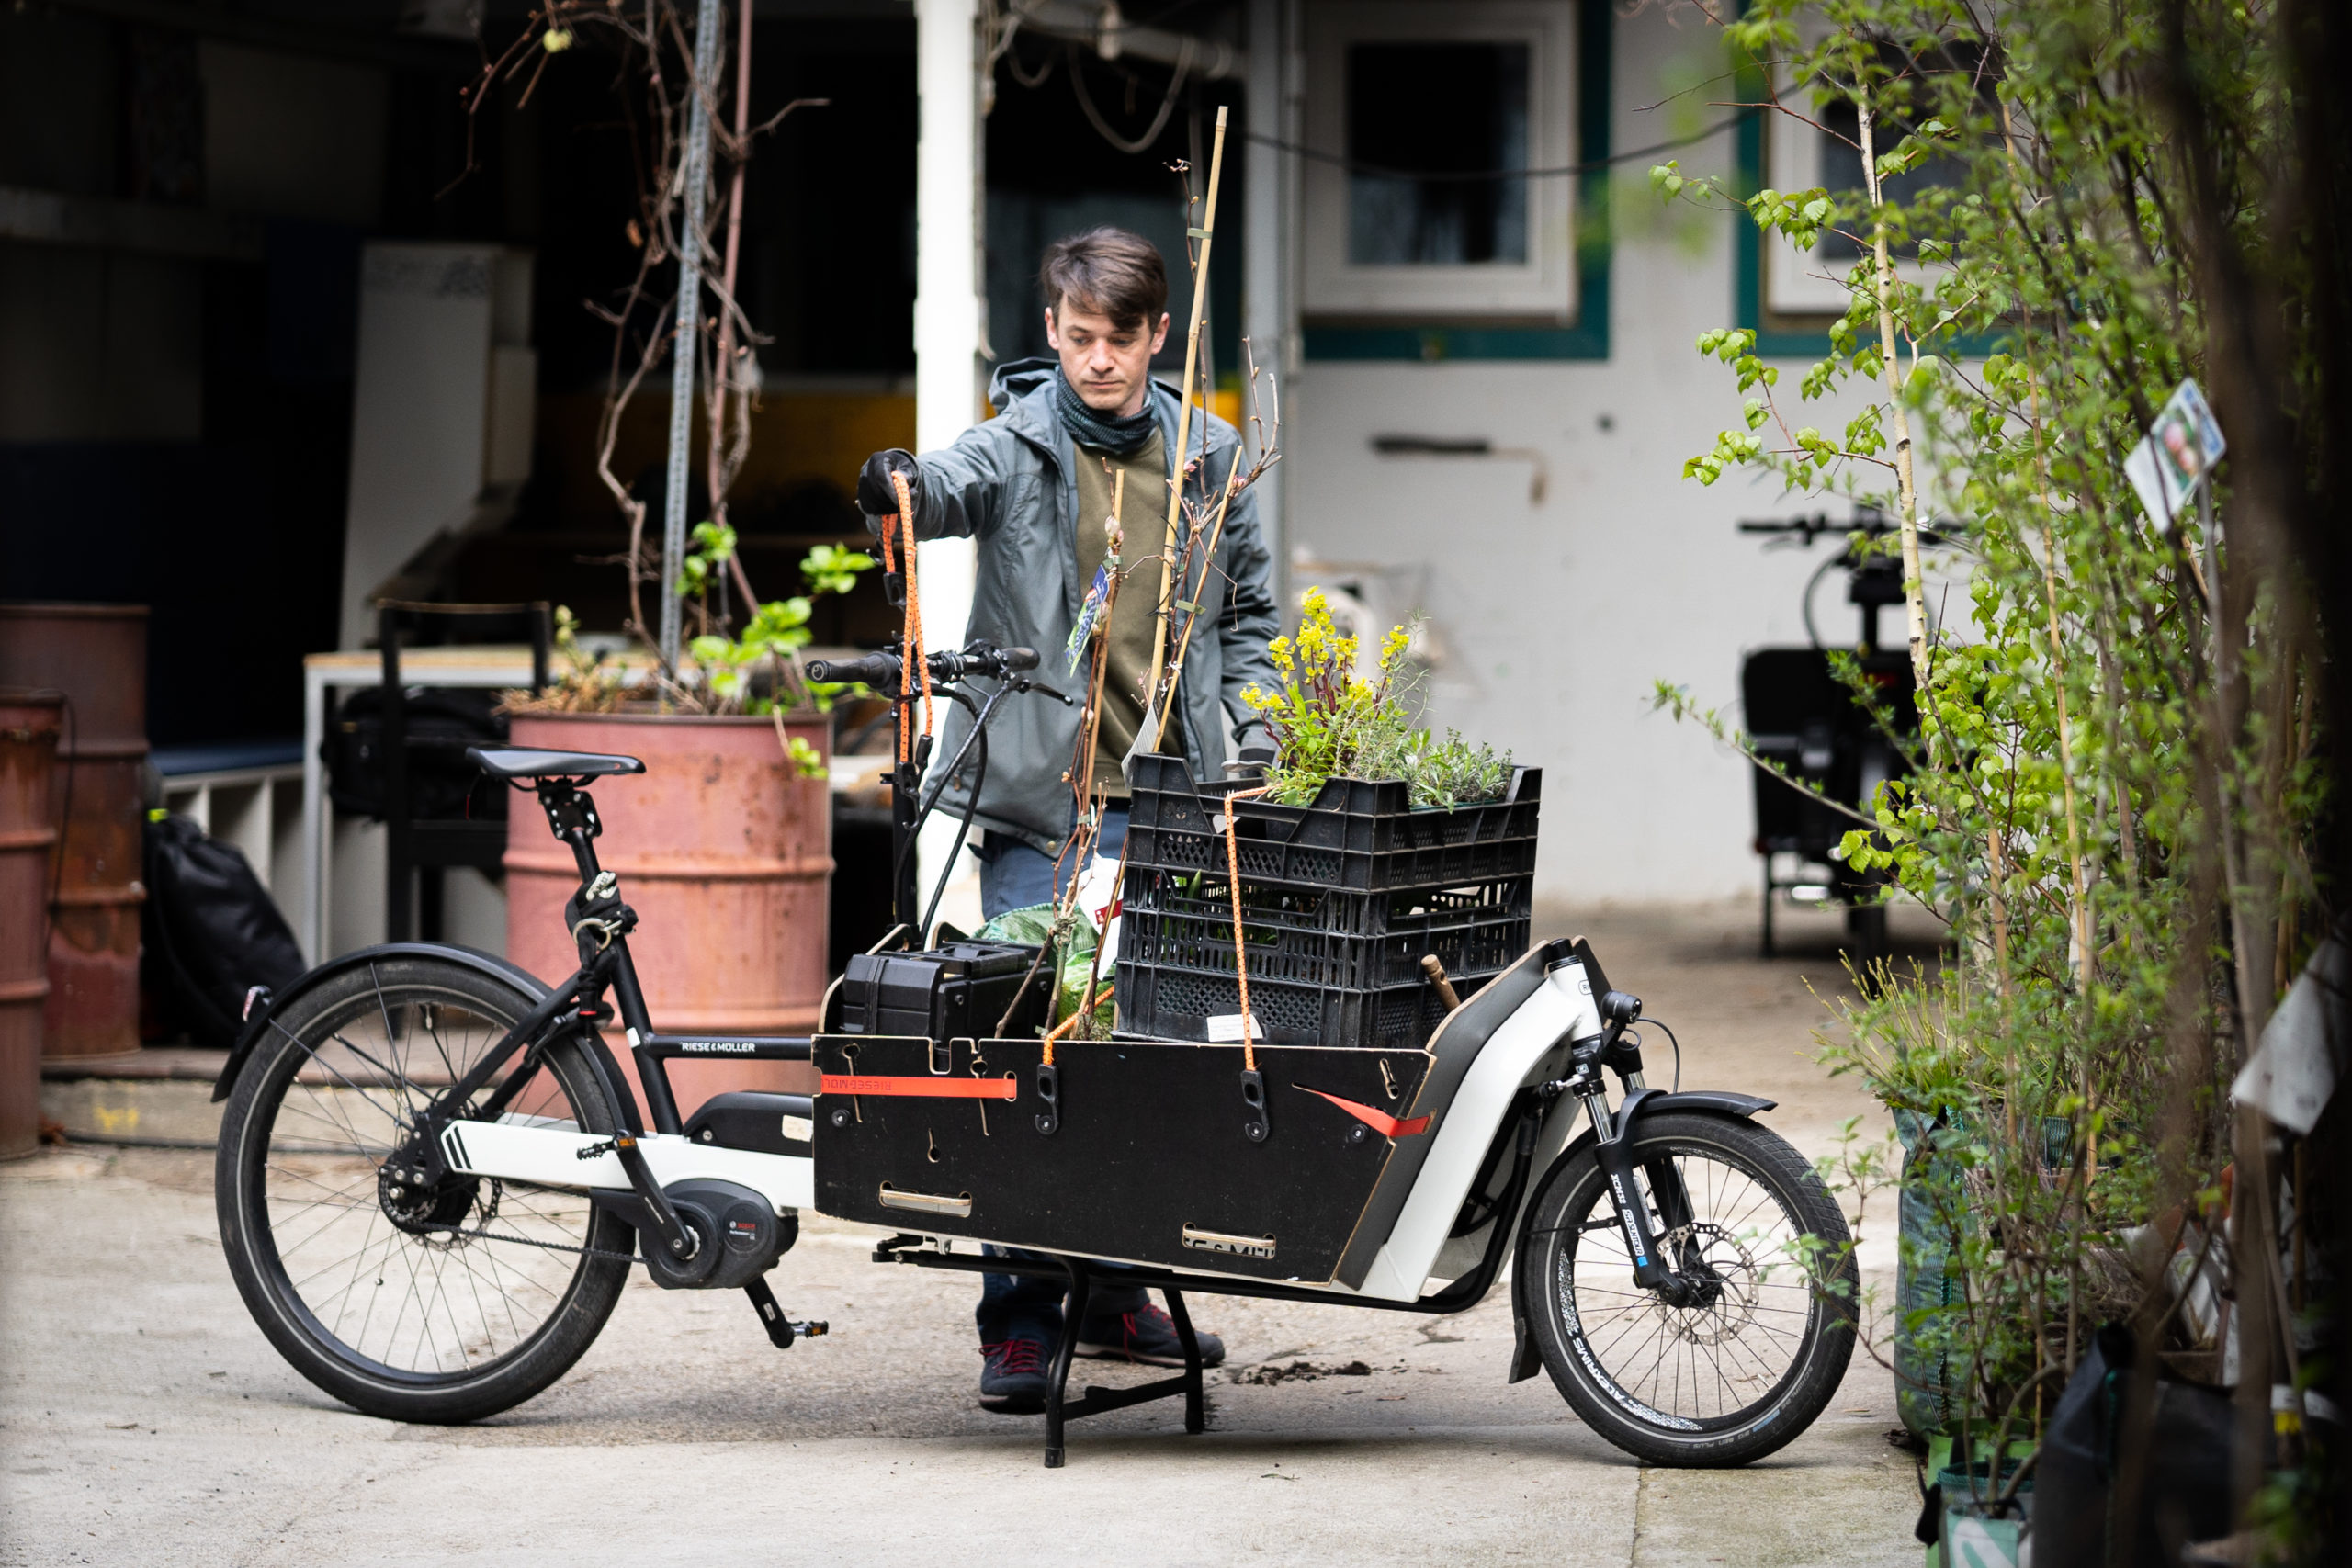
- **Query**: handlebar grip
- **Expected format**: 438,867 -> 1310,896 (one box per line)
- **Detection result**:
999,646 -> 1040,672
804,652 -> 900,686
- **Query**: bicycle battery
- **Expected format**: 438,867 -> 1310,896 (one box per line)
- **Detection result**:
837,940 -> 1050,1039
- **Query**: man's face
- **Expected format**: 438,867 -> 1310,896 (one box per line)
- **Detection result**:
1046,299 -> 1171,419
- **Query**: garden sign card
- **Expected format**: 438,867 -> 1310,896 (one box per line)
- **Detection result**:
2123,378 -> 2227,530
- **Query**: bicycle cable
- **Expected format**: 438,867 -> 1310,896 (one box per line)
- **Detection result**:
1638,1017 -> 1683,1092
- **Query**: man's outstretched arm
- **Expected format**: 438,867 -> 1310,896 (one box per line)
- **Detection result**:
858,425 -> 1012,543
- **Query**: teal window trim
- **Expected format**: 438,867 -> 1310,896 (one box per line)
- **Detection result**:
1732,45 -> 2001,360
1304,0 -> 1611,363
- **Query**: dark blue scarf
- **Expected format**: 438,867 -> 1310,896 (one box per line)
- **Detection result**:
1054,367 -> 1159,456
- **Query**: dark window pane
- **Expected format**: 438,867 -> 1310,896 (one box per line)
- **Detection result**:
1346,42 -> 1528,265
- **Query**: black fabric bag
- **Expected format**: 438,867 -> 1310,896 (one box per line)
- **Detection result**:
141,813 -> 308,1049
321,687 -> 509,822
2033,1323 -> 2239,1567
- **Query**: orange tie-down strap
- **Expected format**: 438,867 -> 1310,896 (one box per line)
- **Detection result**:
1295,1086 -> 1431,1137
820,1074 -> 1018,1100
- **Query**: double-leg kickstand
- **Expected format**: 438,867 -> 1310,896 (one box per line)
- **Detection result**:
1041,1258 -> 1206,1468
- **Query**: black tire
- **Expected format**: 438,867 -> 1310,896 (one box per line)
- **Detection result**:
1521,1111 -> 1857,1466
215,953 -> 633,1424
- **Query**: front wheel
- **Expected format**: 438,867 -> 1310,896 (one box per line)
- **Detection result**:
1521,1111 -> 1857,1466
215,953 -> 635,1424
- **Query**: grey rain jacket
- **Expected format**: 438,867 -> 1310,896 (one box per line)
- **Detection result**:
901,356 -> 1280,858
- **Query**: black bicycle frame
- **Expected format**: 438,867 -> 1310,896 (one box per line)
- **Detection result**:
399,775 -> 814,1259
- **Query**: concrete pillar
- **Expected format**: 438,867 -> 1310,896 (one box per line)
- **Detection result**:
912,0 -> 985,919
1243,0 -> 1298,597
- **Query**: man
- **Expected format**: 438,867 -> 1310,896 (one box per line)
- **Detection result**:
856,226 -> 1280,1413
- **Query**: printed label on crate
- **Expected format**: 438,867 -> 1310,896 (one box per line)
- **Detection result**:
1204,1012 -> 1264,1042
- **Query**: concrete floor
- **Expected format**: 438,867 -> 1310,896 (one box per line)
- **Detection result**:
1,899 -> 1937,1567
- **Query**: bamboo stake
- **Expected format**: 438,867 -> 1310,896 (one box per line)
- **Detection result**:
1141,105 -> 1228,747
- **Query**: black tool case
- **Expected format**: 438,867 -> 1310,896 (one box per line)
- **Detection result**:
811,1033 -> 1433,1285
836,940 -> 1049,1039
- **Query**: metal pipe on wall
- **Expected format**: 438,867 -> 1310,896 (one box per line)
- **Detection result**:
659,0 -> 726,671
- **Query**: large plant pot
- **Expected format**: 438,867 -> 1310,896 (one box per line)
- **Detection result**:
504,711 -> 831,1119
0,692 -> 63,1158
0,604 -> 148,1061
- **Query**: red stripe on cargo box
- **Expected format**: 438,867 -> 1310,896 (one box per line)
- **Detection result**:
1296,1086 -> 1431,1137
820,1074 -> 1018,1100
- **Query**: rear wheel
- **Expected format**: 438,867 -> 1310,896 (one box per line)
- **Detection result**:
215,954 -> 633,1424
1521,1111 -> 1856,1466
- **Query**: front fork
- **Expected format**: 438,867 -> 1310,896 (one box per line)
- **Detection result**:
1578,1080 -> 1702,1299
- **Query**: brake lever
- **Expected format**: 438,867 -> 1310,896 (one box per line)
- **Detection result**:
1014,676 -> 1074,705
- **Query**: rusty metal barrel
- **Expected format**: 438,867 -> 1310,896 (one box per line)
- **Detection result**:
0,691 -> 63,1156
0,604 -> 150,1060
503,711 -> 831,1118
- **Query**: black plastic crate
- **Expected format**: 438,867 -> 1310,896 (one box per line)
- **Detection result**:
1124,866 -> 1532,937
1122,755 -> 1541,892
1119,906 -> 1527,994
1114,960 -> 1495,1050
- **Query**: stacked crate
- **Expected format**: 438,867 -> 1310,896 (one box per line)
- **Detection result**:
1114,756 -> 1542,1048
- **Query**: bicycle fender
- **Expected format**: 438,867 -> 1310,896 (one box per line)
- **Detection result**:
211,942 -> 554,1103
1503,1089 -> 1779,1383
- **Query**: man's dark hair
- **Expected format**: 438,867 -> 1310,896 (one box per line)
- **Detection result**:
1039,227 -> 1168,330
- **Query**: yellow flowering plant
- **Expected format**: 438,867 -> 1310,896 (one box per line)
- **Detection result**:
1242,589 -> 1510,808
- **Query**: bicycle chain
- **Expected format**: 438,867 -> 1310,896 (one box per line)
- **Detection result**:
418,1221 -> 641,1264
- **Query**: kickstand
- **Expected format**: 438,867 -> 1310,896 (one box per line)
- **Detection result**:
744,1276 -> 828,1350
1040,1258 -> 1206,1469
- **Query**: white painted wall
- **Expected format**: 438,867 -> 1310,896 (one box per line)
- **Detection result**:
1284,4 -> 1884,904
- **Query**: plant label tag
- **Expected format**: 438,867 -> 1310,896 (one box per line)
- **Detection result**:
1204,1012 -> 1263,1043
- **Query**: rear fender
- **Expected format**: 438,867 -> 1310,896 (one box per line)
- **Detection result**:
1505,1089 -> 1780,1383
213,942 -> 560,1103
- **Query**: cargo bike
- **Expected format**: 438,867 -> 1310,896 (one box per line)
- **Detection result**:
211,637 -> 1857,1469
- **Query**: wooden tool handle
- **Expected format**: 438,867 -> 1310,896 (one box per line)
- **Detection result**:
1420,954 -> 1462,1011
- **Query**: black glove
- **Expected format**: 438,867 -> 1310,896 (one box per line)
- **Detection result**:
857,449 -> 922,527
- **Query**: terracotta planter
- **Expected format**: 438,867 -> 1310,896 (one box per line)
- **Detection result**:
0,604 -> 148,1061
0,691 -> 63,1158
504,710 -> 831,1119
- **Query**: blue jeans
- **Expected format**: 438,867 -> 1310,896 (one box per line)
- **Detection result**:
975,807 -> 1127,920
973,807 -> 1138,1343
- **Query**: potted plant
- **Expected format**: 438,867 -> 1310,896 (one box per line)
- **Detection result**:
465,7 -> 866,1111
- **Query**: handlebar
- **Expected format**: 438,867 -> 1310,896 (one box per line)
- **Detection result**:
1738,507 -> 1951,547
805,643 -> 1045,688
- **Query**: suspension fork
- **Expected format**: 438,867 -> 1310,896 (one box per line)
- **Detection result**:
1581,1088 -> 1688,1294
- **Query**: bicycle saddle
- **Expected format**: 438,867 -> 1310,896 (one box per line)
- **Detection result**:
466,746 -> 647,779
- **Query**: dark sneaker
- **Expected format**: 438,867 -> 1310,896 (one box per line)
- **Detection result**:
978,1337 -> 1051,1414
1075,1305 -> 1227,1368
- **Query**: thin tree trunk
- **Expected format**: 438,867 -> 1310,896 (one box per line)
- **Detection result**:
1855,100 -> 1933,709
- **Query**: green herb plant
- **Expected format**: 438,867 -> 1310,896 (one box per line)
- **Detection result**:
1241,587 -> 1510,808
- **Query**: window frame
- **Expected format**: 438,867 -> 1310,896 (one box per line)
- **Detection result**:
1302,0 -> 1579,320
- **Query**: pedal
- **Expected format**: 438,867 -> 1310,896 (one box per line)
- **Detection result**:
743,1277 -> 827,1350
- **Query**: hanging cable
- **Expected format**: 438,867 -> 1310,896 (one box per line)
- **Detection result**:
1067,37 -> 1192,154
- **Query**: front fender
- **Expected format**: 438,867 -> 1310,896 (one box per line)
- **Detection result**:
211,942 -> 554,1103
1504,1089 -> 1780,1383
